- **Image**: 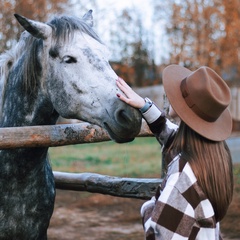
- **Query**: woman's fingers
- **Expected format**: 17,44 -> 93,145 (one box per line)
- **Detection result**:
116,77 -> 132,96
116,77 -> 145,109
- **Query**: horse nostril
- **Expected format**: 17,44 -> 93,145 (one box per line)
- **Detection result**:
112,105 -> 142,139
115,109 -> 131,125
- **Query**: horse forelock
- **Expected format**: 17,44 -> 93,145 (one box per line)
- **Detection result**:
49,15 -> 102,48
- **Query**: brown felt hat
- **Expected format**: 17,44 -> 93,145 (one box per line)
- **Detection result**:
162,65 -> 232,141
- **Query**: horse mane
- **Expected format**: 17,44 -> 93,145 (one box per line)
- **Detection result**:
0,33 -> 30,115
0,15 -> 102,113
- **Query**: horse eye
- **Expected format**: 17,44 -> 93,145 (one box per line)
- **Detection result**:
62,56 -> 77,64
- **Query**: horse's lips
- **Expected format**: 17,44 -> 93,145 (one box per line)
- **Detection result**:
103,123 -> 134,143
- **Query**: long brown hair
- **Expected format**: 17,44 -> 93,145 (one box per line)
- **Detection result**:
167,121 -> 233,222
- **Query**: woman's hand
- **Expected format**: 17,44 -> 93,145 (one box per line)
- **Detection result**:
116,77 -> 145,109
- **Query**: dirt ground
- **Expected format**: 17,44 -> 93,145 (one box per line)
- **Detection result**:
48,189 -> 240,240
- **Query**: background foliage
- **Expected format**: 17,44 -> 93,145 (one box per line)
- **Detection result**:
1,0 -> 240,87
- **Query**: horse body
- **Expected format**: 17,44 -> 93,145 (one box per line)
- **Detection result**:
0,11 -> 141,239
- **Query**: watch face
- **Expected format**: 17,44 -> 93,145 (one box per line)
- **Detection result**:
145,98 -> 152,104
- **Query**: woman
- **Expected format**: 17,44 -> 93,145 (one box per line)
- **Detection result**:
116,64 -> 233,240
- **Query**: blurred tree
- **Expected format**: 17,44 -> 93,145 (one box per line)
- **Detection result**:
131,41 -> 150,86
164,0 -> 223,70
152,0 -> 240,86
219,0 -> 240,85
109,8 -> 157,86
0,0 -> 70,52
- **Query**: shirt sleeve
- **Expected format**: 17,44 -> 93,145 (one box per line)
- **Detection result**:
141,102 -> 178,150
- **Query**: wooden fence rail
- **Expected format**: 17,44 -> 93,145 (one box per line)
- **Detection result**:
54,171 -> 161,200
0,121 -> 153,149
0,121 -> 160,199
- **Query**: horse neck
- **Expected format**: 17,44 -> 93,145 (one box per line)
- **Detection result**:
0,66 -> 59,158
0,81 -> 59,177
1,76 -> 59,128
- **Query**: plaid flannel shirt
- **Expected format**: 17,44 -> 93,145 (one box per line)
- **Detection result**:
141,103 -> 222,240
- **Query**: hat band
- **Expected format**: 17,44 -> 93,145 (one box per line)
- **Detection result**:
180,78 -> 217,122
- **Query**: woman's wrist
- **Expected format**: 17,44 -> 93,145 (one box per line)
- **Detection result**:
142,103 -> 162,124
139,98 -> 153,113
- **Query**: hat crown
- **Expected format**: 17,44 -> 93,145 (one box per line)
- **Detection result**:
162,64 -> 232,141
181,67 -> 231,122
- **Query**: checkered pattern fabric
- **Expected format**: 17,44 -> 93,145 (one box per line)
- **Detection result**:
141,104 -> 222,240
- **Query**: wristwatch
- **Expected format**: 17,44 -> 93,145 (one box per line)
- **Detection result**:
139,97 -> 153,113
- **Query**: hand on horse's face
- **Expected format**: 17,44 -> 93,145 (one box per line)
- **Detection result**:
116,77 -> 145,109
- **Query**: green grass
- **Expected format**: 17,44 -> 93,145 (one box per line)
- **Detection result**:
49,137 -> 162,178
49,137 -> 240,181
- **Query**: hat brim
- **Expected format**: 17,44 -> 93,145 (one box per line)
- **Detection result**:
162,65 -> 232,141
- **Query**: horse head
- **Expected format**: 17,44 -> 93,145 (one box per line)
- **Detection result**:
14,11 -> 142,143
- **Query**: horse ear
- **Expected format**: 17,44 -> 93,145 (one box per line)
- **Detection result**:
82,10 -> 93,27
14,14 -> 52,40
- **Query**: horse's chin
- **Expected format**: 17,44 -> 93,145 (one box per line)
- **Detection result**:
103,123 -> 135,143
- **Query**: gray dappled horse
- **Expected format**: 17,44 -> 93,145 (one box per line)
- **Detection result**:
0,10 -> 142,239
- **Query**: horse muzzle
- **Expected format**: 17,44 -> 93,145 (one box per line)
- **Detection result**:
103,105 -> 142,143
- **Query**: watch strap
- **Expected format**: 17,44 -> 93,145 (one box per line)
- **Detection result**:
139,97 -> 153,113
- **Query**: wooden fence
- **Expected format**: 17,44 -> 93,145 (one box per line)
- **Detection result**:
0,121 -> 162,200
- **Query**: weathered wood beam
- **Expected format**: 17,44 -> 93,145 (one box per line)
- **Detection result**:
54,171 -> 161,200
0,121 -> 158,199
0,121 -> 153,149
